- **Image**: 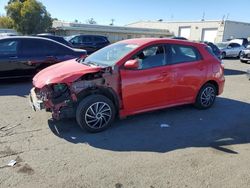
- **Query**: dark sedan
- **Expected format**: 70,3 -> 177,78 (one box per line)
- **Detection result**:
203,42 -> 222,59
0,36 -> 87,79
66,35 -> 110,54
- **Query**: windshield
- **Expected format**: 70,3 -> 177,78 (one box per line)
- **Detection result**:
216,42 -> 228,49
83,43 -> 139,66
64,35 -> 75,41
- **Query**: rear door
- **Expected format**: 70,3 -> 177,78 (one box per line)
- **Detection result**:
19,38 -> 47,76
0,39 -> 21,78
41,40 -> 77,65
167,44 -> 207,103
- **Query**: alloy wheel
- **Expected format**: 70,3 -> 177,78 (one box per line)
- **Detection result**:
200,87 -> 216,107
84,102 -> 112,129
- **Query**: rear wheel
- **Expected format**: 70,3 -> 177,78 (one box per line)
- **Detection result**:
76,94 -> 115,133
195,83 -> 217,109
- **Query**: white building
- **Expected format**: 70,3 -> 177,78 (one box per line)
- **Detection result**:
52,21 -> 172,43
126,20 -> 250,43
0,28 -> 17,34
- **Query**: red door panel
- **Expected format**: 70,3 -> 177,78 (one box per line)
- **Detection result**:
120,66 -> 175,114
170,60 -> 207,103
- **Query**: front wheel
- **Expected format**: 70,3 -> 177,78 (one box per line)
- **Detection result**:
195,83 -> 217,109
221,52 -> 226,59
240,59 -> 247,63
76,95 -> 115,133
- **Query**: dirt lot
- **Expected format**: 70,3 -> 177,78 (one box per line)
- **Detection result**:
0,59 -> 250,188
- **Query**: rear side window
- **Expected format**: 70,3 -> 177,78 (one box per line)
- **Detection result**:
42,40 -> 71,55
94,36 -> 106,42
0,40 -> 18,55
21,39 -> 44,56
229,43 -> 241,48
169,44 -> 201,64
21,39 -> 71,56
82,36 -> 93,43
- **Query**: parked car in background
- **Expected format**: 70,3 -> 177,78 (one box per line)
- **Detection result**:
30,38 -> 225,133
37,34 -> 73,47
216,42 -> 245,59
66,35 -> 110,54
240,45 -> 250,63
203,41 -> 222,59
0,36 -> 86,79
229,38 -> 249,48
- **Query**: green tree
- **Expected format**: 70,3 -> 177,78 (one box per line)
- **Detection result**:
0,16 -> 14,28
86,18 -> 97,24
5,0 -> 52,34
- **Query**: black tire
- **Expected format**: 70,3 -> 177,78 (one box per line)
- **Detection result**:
237,51 -> 242,59
221,52 -> 226,59
76,94 -> 115,133
240,59 -> 247,63
195,83 -> 217,109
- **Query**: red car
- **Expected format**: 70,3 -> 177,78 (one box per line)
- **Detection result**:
30,38 -> 225,132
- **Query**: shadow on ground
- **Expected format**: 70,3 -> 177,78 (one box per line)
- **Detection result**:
224,68 -> 246,76
48,97 -> 250,154
0,78 -> 32,97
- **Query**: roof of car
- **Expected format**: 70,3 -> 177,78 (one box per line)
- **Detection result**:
73,34 -> 107,37
0,36 -> 79,49
119,38 -> 205,47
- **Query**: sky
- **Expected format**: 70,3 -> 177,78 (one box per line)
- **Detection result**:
1,0 -> 250,26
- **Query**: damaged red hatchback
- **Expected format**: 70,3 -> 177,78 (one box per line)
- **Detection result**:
30,38 -> 225,132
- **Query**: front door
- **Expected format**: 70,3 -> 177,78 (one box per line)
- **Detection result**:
120,45 -> 175,115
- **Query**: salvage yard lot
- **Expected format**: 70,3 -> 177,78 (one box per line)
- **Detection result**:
0,59 -> 250,188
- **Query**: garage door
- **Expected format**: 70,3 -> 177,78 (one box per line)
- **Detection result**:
202,28 -> 218,42
179,27 -> 191,39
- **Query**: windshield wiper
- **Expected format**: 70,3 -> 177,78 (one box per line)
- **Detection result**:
80,61 -> 100,67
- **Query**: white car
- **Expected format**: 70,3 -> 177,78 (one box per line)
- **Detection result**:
216,42 -> 245,59
240,45 -> 250,63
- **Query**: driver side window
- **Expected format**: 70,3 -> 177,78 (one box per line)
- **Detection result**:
133,45 -> 166,70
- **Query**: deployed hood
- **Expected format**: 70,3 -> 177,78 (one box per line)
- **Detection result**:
33,59 -> 101,88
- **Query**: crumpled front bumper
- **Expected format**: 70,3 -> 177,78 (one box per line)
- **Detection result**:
29,87 -> 75,120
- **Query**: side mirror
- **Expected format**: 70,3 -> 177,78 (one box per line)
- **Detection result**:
227,46 -> 232,49
124,59 -> 139,69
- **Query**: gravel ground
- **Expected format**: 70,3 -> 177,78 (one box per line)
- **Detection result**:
0,59 -> 250,188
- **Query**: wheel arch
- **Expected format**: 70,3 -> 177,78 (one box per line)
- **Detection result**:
201,80 -> 219,95
76,87 -> 120,110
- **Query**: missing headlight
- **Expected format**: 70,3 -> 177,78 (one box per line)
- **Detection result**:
50,84 -> 71,104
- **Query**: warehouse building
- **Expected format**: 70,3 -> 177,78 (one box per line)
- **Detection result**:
52,21 -> 172,43
126,20 -> 250,43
